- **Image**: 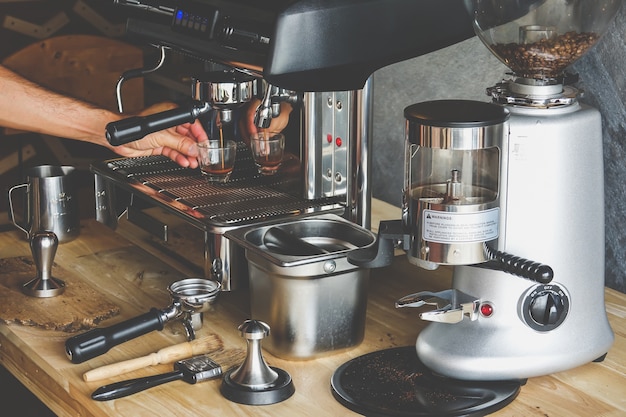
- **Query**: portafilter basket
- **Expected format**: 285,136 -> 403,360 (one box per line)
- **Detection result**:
65,278 -> 220,364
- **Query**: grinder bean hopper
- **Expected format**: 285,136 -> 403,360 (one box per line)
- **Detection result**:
65,278 -> 219,363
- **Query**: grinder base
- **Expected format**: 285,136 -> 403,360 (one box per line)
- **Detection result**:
331,346 -> 521,417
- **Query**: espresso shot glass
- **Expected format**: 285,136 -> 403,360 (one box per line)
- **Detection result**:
197,140 -> 237,183
250,133 -> 285,176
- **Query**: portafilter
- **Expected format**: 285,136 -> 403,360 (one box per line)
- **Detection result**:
65,278 -> 220,364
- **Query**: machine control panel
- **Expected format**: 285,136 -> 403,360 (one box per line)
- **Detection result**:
171,1 -> 273,53
521,283 -> 570,331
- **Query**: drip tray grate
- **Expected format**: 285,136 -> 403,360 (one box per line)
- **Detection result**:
92,152 -> 344,227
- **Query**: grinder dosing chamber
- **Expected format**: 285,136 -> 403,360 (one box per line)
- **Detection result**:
403,100 -> 509,271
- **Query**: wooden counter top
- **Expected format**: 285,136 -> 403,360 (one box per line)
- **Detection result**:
1,200 -> 625,417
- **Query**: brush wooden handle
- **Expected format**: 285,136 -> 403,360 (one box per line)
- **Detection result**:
83,334 -> 222,382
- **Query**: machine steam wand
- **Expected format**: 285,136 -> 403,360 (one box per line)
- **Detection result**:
115,46 -> 167,114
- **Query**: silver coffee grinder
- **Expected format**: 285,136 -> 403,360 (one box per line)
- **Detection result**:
351,0 -> 621,382
407,0 -> 621,381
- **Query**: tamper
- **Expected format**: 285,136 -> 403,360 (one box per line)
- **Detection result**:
221,319 -> 294,405
22,231 -> 65,297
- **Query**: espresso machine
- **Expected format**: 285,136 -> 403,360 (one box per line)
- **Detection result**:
92,0 -> 475,291
352,0 -> 620,382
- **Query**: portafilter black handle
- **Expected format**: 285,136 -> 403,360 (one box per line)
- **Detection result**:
65,308 -> 166,364
105,101 -> 211,146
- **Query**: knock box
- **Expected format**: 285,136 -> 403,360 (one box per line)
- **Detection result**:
225,214 -> 376,360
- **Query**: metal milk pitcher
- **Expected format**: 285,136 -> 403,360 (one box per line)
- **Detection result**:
8,165 -> 80,243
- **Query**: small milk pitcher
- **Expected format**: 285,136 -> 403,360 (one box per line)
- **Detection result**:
8,165 -> 80,243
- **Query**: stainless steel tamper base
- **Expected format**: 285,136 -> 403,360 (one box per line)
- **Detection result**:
221,319 -> 294,405
23,231 -> 65,297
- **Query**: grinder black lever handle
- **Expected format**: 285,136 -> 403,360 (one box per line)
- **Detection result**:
65,308 -> 166,364
480,244 -> 554,284
105,101 -> 211,146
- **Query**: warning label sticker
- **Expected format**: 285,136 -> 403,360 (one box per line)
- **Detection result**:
422,208 -> 499,244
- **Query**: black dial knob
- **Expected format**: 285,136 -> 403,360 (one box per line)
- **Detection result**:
521,284 -> 569,331
529,291 -> 564,325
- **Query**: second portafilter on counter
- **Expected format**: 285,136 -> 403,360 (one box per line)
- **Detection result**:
65,278 -> 220,363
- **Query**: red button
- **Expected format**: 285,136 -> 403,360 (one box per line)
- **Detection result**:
335,137 -> 342,147
480,303 -> 494,317
326,134 -> 333,143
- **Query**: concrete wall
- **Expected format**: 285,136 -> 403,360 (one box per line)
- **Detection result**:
370,5 -> 626,293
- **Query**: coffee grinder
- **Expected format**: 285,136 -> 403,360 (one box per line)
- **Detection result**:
351,0 -> 620,382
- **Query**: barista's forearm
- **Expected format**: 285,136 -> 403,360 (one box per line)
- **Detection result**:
0,65 -> 118,147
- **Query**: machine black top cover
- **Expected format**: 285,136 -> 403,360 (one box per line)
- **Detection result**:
118,0 -> 475,92
266,0 -> 475,91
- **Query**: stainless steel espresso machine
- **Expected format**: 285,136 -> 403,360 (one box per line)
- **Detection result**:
92,0 -> 475,291
352,0 -> 620,382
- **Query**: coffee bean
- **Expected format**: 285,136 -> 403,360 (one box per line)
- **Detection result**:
491,31 -> 599,79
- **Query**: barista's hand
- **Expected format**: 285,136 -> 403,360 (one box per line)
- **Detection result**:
109,102 -> 208,168
240,98 -> 293,143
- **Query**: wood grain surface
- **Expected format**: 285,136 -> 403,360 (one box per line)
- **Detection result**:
0,200 -> 624,417
0,256 -> 119,332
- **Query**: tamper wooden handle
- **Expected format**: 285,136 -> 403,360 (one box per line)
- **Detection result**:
83,334 -> 222,382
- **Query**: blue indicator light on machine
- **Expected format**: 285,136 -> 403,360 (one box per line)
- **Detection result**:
175,10 -> 183,24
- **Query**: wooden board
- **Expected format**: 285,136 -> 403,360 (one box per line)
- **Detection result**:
0,256 -> 119,332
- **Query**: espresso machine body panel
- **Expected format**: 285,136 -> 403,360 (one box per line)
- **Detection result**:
303,90 -> 357,200
416,103 -> 614,380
